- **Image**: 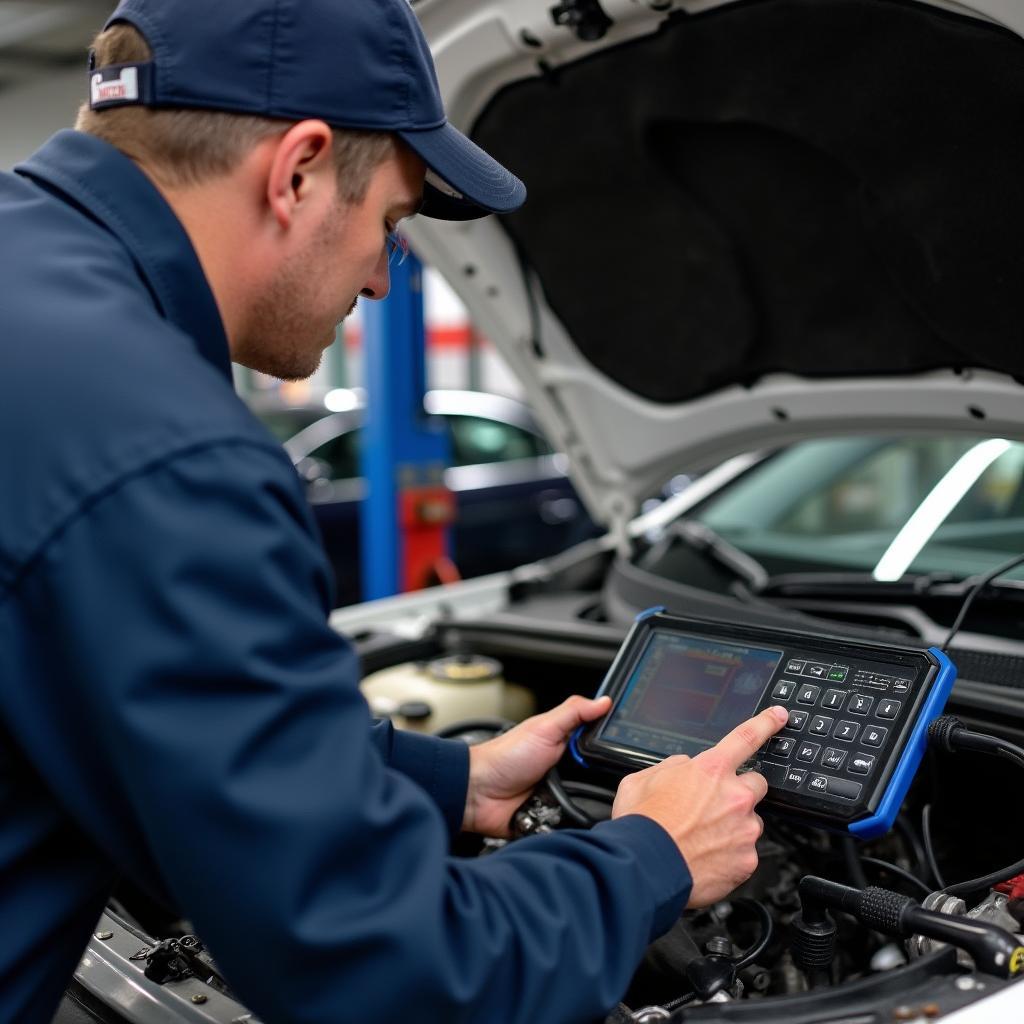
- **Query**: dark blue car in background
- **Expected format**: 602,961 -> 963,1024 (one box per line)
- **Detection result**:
253,389 -> 599,606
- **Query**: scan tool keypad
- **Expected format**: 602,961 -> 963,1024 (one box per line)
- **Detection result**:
755,657 -> 913,806
574,611 -> 951,837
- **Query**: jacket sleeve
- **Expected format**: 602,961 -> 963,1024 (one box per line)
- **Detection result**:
10,439 -> 690,1024
369,719 -> 470,836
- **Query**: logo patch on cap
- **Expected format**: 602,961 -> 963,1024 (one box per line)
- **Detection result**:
89,65 -> 141,109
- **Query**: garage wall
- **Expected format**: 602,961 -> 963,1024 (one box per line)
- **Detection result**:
0,64 -> 81,169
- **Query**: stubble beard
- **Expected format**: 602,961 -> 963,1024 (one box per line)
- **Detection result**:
236,205 -> 356,382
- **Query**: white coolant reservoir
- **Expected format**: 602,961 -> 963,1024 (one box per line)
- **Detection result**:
361,655 -> 535,733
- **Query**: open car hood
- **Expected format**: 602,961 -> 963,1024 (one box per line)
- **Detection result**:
405,0 -> 1024,536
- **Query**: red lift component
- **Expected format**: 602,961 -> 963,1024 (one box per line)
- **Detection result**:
398,480 -> 458,592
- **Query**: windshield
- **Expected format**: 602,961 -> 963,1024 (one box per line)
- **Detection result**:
253,407 -> 325,444
694,436 -> 1024,582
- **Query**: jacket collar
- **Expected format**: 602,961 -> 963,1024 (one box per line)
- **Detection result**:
16,129 -> 232,382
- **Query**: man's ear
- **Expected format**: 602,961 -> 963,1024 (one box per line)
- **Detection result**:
265,120 -> 335,231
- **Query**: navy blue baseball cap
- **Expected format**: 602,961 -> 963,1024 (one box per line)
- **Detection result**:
88,0 -> 525,221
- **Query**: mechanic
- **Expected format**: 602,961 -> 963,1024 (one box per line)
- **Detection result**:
0,1 -> 787,1021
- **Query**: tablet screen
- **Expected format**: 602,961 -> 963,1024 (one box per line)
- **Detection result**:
599,629 -> 783,758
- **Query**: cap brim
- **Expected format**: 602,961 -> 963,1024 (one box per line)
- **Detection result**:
398,121 -> 526,221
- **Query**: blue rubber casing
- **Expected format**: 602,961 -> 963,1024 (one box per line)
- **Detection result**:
570,606 -> 665,769
847,646 -> 955,839
570,611 -> 957,839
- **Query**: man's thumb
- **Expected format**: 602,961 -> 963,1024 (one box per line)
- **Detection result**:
541,694 -> 610,739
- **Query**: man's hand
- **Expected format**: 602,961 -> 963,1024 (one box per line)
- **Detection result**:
611,706 -> 789,908
462,695 -> 612,837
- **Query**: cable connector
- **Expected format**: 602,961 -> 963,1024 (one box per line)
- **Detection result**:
927,714 -> 965,753
796,876 -> 1024,978
923,722 -> 1024,897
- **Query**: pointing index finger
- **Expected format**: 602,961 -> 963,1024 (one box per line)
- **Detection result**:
711,706 -> 790,770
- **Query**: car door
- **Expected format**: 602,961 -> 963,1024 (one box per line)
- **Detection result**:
442,412 -> 599,578
295,423 -> 365,607
291,397 -> 598,604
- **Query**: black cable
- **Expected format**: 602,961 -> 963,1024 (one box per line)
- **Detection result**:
941,551 -> 1024,651
945,858 -> 1024,899
560,780 -> 614,824
860,856 -> 933,898
957,731 -> 1024,772
994,747 -> 1024,772
922,803 -> 947,891
545,768 -> 596,828
731,898 -> 774,972
658,900 -> 772,1012
894,814 -> 930,887
926,718 -> 1024,897
841,835 -> 869,890
561,780 -> 616,804
927,717 -> 1024,765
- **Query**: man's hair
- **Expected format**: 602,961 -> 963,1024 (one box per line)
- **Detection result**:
76,23 -> 394,197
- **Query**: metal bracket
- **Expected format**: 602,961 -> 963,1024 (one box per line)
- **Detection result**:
550,0 -> 613,41
130,935 -> 226,991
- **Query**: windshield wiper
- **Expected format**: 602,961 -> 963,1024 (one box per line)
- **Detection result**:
759,571 -> 1024,604
671,520 -> 770,593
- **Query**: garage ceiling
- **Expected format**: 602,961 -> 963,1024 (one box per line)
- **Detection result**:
0,1 -> 110,93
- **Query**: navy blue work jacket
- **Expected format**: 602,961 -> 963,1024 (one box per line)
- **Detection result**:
0,131 -> 690,1024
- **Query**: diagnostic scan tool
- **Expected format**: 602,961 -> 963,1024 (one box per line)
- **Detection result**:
572,609 -> 956,839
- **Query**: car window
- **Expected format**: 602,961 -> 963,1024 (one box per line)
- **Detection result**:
445,415 -> 553,468
255,408 -> 324,444
299,413 -> 553,481
307,430 -> 360,481
697,436 -> 1024,580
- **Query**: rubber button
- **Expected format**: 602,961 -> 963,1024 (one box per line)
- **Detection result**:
821,747 -> 847,770
809,715 -> 834,736
806,774 -> 862,801
796,741 -> 821,763
833,720 -> 861,743
847,694 -> 874,715
807,773 -> 829,795
785,710 -> 809,732
824,776 -> 862,801
877,699 -> 902,719
862,726 -> 888,747
772,680 -> 797,700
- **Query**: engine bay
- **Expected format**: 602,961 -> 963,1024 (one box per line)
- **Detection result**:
424,638 -> 1024,1022
66,601 -> 1024,1024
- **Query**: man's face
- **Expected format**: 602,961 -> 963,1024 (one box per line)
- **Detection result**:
237,141 -> 425,381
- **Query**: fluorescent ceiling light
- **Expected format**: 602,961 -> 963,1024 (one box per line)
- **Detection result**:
324,388 -> 362,413
873,438 -> 1011,582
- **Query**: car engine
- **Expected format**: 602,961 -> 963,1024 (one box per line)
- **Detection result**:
62,627 -> 1024,1023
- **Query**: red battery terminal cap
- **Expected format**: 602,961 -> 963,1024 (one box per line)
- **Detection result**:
993,874 -> 1024,900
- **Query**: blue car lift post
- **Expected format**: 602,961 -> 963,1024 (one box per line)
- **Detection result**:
359,253 -> 454,600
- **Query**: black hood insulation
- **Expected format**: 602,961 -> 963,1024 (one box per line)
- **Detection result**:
473,0 -> 1024,403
